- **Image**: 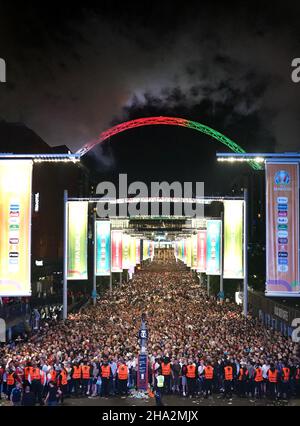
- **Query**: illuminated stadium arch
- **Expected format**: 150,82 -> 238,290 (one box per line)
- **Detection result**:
77,116 -> 260,170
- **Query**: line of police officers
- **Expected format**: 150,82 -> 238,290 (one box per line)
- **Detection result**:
2,357 -> 300,403
156,358 -> 300,400
1,357 -> 130,404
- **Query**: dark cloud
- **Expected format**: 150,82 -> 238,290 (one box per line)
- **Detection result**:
0,2 -> 299,157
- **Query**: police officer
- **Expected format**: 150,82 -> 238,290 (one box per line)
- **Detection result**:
223,361 -> 234,399
203,361 -> 214,398
161,357 -> 171,394
155,368 -> 165,406
100,358 -> 111,398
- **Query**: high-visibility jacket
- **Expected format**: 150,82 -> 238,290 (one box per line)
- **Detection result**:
40,371 -> 46,386
282,367 -> 290,382
32,368 -> 41,381
157,375 -> 164,388
118,364 -> 128,380
254,368 -> 263,382
224,366 -> 233,381
101,365 -> 111,379
268,369 -> 278,383
296,368 -> 300,380
7,373 -> 15,386
81,365 -> 90,380
72,366 -> 81,380
238,368 -> 248,381
60,370 -> 68,386
204,366 -> 214,380
161,362 -> 171,376
186,365 -> 196,379
24,366 -> 33,381
50,370 -> 57,383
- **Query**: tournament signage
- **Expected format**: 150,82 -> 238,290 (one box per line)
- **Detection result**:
223,200 -> 244,279
266,162 -> 300,296
130,237 -> 136,267
67,201 -> 88,280
95,221 -> 111,276
143,239 -> 150,261
206,220 -> 221,275
0,160 -> 32,296
111,230 -> 122,273
197,230 -> 207,272
136,239 -> 141,264
186,237 -> 192,268
191,234 -> 198,269
137,353 -> 148,391
122,233 -> 131,269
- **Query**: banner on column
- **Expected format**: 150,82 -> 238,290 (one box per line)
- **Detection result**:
95,221 -> 111,276
183,239 -> 187,264
266,162 -> 300,296
197,230 -> 206,272
191,234 -> 198,269
143,240 -> 149,260
0,160 -> 32,296
136,239 -> 141,264
206,220 -> 221,275
150,241 -> 155,259
186,238 -> 192,267
111,230 -> 122,272
67,202 -> 88,280
130,237 -> 136,267
122,234 -> 131,269
223,200 -> 244,279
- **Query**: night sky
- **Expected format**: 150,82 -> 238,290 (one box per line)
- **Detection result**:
0,1 -> 299,192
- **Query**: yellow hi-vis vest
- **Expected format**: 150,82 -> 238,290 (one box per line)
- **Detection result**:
157,375 -> 164,388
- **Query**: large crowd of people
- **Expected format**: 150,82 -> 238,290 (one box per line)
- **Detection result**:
0,255 -> 299,405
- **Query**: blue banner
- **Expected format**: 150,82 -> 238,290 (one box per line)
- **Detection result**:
137,354 -> 148,390
95,221 -> 111,276
206,220 -> 221,275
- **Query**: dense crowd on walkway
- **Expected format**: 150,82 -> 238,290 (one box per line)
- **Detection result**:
0,256 -> 299,405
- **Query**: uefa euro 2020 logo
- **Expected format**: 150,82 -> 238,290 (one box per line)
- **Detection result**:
274,170 -> 290,185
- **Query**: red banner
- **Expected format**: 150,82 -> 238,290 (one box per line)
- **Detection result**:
111,230 -> 123,272
197,230 -> 207,272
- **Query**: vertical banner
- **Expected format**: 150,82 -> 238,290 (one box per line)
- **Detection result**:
67,201 -> 88,280
183,239 -> 187,264
266,162 -> 300,296
136,239 -> 141,264
122,233 -> 131,269
186,238 -> 192,267
151,241 -> 155,259
140,239 -> 143,263
130,237 -> 136,267
223,200 -> 244,279
148,240 -> 151,258
143,240 -> 148,261
206,220 -> 221,275
197,230 -> 207,272
0,160 -> 32,296
111,230 -> 122,272
95,221 -> 111,276
181,240 -> 185,262
191,234 -> 198,269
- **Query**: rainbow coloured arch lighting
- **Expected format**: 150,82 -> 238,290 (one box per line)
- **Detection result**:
77,116 -> 261,170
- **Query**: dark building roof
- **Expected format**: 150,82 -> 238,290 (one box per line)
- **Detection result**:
0,121 -> 54,154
